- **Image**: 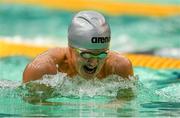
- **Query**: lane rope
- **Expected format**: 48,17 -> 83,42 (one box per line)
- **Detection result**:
1,0 -> 180,16
0,40 -> 179,69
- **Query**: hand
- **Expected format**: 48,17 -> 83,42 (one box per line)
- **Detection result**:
18,82 -> 55,104
116,88 -> 135,101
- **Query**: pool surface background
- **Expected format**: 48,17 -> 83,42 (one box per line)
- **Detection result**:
0,56 -> 179,117
0,4 -> 179,54
0,0 -> 180,117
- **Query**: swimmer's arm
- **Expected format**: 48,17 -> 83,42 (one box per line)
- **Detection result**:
106,52 -> 134,79
23,48 -> 65,83
98,88 -> 135,109
21,82 -> 55,104
104,56 -> 135,108
115,57 -> 134,78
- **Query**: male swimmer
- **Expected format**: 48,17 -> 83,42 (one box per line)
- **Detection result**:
23,11 -> 133,83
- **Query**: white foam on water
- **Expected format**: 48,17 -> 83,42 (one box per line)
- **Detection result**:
0,80 -> 21,89
156,83 -> 180,102
155,48 -> 180,58
28,72 -> 138,98
111,34 -> 135,52
0,80 -> 21,98
0,35 -> 67,47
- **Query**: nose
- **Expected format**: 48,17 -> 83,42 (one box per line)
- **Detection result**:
87,58 -> 98,67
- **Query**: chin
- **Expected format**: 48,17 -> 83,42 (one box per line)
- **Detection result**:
80,70 -> 97,80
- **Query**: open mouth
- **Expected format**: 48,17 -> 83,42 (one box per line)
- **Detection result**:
83,65 -> 97,74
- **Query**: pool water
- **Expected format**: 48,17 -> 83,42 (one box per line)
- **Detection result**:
0,56 -> 179,117
0,3 -> 180,117
0,5 -> 180,55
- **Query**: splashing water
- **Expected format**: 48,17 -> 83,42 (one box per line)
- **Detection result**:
0,69 -> 179,117
18,73 -> 138,99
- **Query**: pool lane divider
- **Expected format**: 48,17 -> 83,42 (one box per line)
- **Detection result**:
0,40 -> 179,69
1,0 -> 180,17
0,40 -> 49,58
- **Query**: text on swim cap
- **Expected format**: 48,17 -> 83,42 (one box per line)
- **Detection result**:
91,37 -> 110,43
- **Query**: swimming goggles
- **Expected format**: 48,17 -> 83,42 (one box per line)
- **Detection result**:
75,48 -> 108,59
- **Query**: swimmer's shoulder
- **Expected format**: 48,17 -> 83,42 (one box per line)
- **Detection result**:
104,51 -> 134,78
23,47 -> 68,83
107,51 -> 130,63
43,47 -> 68,63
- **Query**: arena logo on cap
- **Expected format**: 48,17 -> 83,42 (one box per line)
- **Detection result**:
91,37 -> 110,43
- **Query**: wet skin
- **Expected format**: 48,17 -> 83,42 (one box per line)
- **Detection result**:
22,47 -> 134,104
71,48 -> 107,80
23,47 -> 133,83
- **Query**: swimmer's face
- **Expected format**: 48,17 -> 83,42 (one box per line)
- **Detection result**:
70,47 -> 108,80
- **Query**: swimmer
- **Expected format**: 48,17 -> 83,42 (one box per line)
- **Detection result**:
23,11 -> 133,83
22,11 -> 134,104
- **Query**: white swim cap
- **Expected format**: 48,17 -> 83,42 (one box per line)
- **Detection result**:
68,11 -> 111,50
